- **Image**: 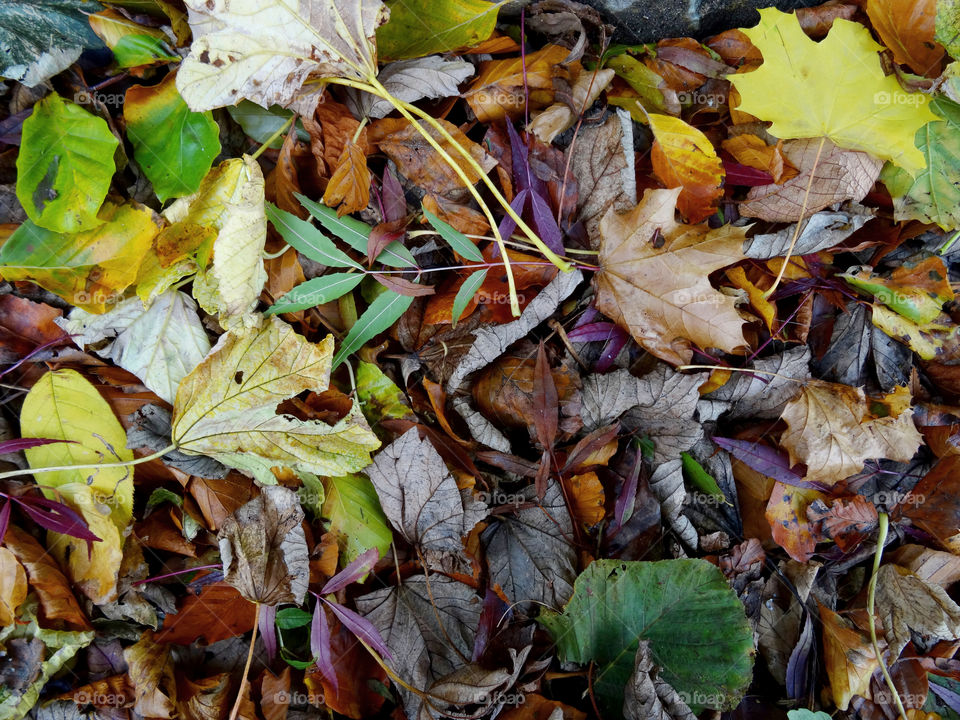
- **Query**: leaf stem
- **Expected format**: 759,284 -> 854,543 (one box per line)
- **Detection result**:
0,443 -> 180,482
251,115 -> 296,161
228,600 -> 260,720
867,512 -> 908,720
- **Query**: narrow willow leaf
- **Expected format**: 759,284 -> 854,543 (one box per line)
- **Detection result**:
451,269 -> 487,326
295,192 -> 417,268
265,203 -> 361,269
423,207 -> 483,262
333,290 -> 414,368
266,272 -> 364,314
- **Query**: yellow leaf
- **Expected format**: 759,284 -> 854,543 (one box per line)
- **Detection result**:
819,603 -> 880,710
463,44 -> 570,123
323,139 -> 371,216
0,547 -> 27,625
648,113 -> 724,223
171,316 -> 381,483
594,187 -> 749,366
728,8 -> 938,175
163,156 -> 267,328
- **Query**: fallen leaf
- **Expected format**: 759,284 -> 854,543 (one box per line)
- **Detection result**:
889,545 -> 960,589
721,134 -> 798,184
806,495 -> 878,550
155,581 -> 256,644
322,473 -> 393,566
737,138 -> 882,222
875,564 -> 960,659
529,67 -> 615,145
463,44 -> 570,123
779,380 -> 923,485
176,0 -> 388,112
376,0 -> 499,60
179,673 -> 231,720
728,8 -> 937,175
648,113 -> 725,223
218,486 -> 309,605
171,316 -> 381,482
594,187 -> 749,365
322,139 -> 371,216
569,114 -> 633,244
124,631 -> 177,718
744,207 -> 874,258
623,641 -> 696,720
841,255 -> 953,325
425,646 -> 531,719
354,56 -> 475,119
59,291 -> 210,404
88,8 -> 178,69
0,547 -> 27,626
866,0 -> 943,73
819,603 -> 880,710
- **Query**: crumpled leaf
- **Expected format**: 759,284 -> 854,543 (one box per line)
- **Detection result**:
482,481 -> 576,608
163,156 -> 267,328
171,316 -> 381,483
875,564 -> 960,659
570,114 -> 633,244
322,139 -> 371,216
124,631 -> 177,718
819,604 -> 880,710
738,138 -> 882,222
365,428 -> 486,562
841,256 -> 954,325
649,459 -> 699,549
218,486 -> 309,605
463,44 -> 569,123
375,0 -> 499,61
0,547 -> 27,626
356,575 -> 481,720
623,641 -> 696,720
59,291 -> 210,404
779,381 -> 923,486
728,8 -> 937,175
354,56 -> 475,119
423,646 -> 531,720
744,207 -> 873,258
529,67 -> 615,145
699,346 -> 809,421
595,187 -> 749,366
176,0 -> 389,112
648,113 -> 724,223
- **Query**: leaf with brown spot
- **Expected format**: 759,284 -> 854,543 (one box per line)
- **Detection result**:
124,630 -> 177,718
806,495 -> 878,550
765,482 -> 825,562
875,564 -> 960,659
322,139 -> 370,216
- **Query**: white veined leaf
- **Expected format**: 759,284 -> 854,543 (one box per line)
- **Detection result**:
452,269 -> 487,326
267,272 -> 365,314
423,207 -> 483,262
265,203 -> 362,269
333,289 -> 414,368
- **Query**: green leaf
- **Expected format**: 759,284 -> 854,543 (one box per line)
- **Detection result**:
267,273 -> 365,314
0,0 -> 104,87
227,101 -> 303,148
680,451 -> 728,503
376,0 -> 501,61
786,712 -> 832,720
332,289 -> 414,369
925,674 -> 960,720
452,268 -> 487,326
16,94 -> 118,232
88,8 -> 178,67
321,473 -> 393,566
124,73 -> 221,203
276,607 -> 313,629
937,0 -> 960,60
605,54 -> 666,116
539,559 -> 754,716
888,97 -> 960,230
356,360 -> 413,426
423,206 -> 483,262
295,192 -> 417,268
265,202 -> 362,268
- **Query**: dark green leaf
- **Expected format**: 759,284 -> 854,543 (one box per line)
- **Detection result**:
332,289 -> 414,369
276,607 -> 313,629
423,207 -> 483,262
266,272 -> 364,314
265,203 -> 362,269
452,269 -> 487,326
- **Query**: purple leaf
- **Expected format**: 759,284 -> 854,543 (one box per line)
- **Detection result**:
324,600 -> 392,660
529,188 -> 565,257
567,321 -> 623,343
712,437 -> 828,491
507,119 -> 533,193
473,589 -> 510,662
496,188 -> 528,243
321,548 -> 379,595
259,604 -> 278,660
12,495 -> 101,554
0,438 -> 76,454
595,331 -> 629,373
613,445 -> 643,530
0,335 -> 72,380
930,679 -> 960,714
574,307 -> 599,328
311,602 -> 338,696
381,167 -> 406,223
0,499 -> 10,543
722,159 -> 774,187
785,613 -> 814,700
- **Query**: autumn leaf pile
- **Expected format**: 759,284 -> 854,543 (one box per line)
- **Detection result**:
7,0 -> 960,718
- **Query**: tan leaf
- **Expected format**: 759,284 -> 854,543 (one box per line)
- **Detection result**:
179,673 -> 231,720
529,67 -> 615,145
738,138 -> 882,222
218,486 -> 309,605
889,544 -> 960,589
819,603 -> 880,710
875,564 -> 960,659
569,114 -> 633,245
594,187 -> 749,365
0,546 -> 27,626
721,134 -> 798,184
124,630 -> 177,718
624,641 -> 696,720
779,380 -> 923,485
463,44 -> 570,123
322,139 -> 371,216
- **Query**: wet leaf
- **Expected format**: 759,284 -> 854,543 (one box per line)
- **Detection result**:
88,8 -> 178,68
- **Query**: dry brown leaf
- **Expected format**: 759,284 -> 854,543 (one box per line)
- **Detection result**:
179,673 -> 231,720
422,194 -> 490,235
124,630 -> 177,718
218,486 -> 310,605
303,98 -> 370,175
569,114 -> 632,245
889,545 -> 960,589
529,66 -> 615,144
875,564 -> 960,659
738,137 -> 882,222
623,641 -> 696,720
464,44 -> 570,122
564,471 -> 606,527
779,380 -> 923,486
819,603 -> 881,710
154,580 -> 256,644
721,134 -> 798,184
594,187 -> 749,365
258,668 -> 291,720
866,0 -> 944,74
0,546 -> 27,626
269,123 -> 310,219
322,139 -> 371,216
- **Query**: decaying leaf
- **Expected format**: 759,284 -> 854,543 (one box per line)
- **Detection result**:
322,139 -> 371,216
171,316 -> 381,483
874,564 -> 960,659
124,631 -> 177,718
0,547 -> 27,626
570,114 -> 633,244
595,187 -> 750,365
623,641 -> 696,720
354,56 -> 475,119
218,486 -> 309,605
819,604 -> 880,710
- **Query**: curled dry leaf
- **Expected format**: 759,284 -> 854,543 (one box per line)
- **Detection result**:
354,56 -> 475,120
0,547 -> 27,626
218,486 -> 310,605
874,564 -> 960,659
818,604 -> 880,710
721,134 -> 798,184
529,66 -> 615,145
623,641 -> 696,720
322,139 -> 371,217
124,631 -> 177,719
463,44 -> 570,123
595,187 -> 750,366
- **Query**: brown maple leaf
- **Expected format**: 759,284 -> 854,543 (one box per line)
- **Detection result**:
594,187 -> 750,365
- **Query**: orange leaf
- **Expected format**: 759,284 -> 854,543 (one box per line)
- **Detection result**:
819,603 -> 882,710
765,481 -> 825,562
721,134 -> 798,184
0,545 -> 27,625
463,44 -> 570,122
322,140 -> 371,216
154,580 -> 256,644
564,471 -> 606,527
866,0 -> 944,75
648,113 -> 724,223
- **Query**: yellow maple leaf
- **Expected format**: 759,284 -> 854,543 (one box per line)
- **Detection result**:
729,8 -> 937,175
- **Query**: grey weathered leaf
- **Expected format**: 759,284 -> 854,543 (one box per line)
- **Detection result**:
59,291 -> 210,404
698,346 -> 809,422
757,560 -> 819,686
217,486 -> 309,605
875,564 -> 960,659
744,206 -> 874,259
624,641 -> 696,720
871,325 -> 912,391
356,575 -> 481,720
482,481 -> 576,608
650,459 -> 698,549
812,303 -> 870,386
351,56 -> 475,119
446,269 -> 583,393
452,396 -> 511,453
570,115 -> 633,245
421,646 -> 530,720
365,428 -> 486,562
581,365 -> 702,464
126,405 -> 229,479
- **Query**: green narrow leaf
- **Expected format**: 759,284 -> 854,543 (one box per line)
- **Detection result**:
124,72 -> 221,203
423,206 -> 484,262
16,94 -> 118,233
451,269 -> 487,326
265,203 -> 362,269
295,192 -> 417,268
266,272 -> 364,314
332,290 -> 414,369
680,451 -> 728,503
